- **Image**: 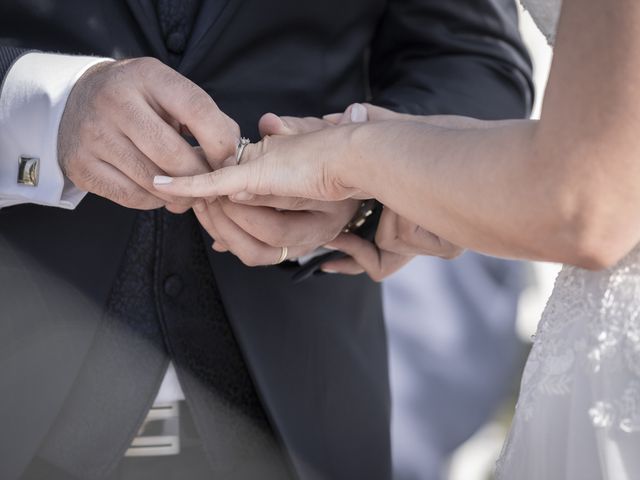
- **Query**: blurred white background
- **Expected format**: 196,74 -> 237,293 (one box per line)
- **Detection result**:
446,7 -> 561,480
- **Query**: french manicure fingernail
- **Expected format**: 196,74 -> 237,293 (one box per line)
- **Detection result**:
350,103 -> 368,123
324,244 -> 338,251
154,175 -> 174,185
321,267 -> 338,274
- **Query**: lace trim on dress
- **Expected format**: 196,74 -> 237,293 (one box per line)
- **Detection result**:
496,245 -> 640,475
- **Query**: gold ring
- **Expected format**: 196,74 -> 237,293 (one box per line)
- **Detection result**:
275,246 -> 289,264
236,137 -> 251,165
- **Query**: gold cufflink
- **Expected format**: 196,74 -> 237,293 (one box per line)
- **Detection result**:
17,155 -> 40,186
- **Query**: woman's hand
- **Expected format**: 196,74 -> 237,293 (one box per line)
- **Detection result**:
321,207 -> 464,282
153,111 -> 367,203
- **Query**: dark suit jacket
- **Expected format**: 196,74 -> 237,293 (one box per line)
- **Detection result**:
0,1 -> 532,479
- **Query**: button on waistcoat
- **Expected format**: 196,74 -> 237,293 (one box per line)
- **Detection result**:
154,0 -> 202,64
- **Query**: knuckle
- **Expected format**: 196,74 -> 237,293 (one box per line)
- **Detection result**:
139,196 -> 164,210
186,90 -> 214,119
124,151 -> 152,181
205,172 -> 220,187
167,195 -> 193,206
86,123 -> 111,148
106,183 -> 131,205
155,139 -> 182,167
122,101 -> 163,140
121,188 -> 152,209
72,162 -> 97,189
134,57 -> 163,78
165,203 -> 191,214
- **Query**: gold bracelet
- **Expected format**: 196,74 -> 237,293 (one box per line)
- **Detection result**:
343,199 -> 377,234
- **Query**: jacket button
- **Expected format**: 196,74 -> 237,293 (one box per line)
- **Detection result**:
163,275 -> 184,297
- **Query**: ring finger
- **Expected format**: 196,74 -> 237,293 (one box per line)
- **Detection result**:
196,201 -> 309,266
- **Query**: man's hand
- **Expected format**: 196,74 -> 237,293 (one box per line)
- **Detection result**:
58,57 -> 239,211
192,196 -> 359,266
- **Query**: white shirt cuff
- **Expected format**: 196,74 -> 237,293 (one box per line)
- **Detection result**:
0,52 -> 112,209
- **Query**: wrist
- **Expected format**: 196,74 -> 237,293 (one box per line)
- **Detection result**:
0,53 -> 110,209
58,59 -> 114,176
331,122 -> 373,197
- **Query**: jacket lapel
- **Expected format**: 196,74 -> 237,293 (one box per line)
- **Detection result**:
178,0 -> 242,75
125,0 -> 170,62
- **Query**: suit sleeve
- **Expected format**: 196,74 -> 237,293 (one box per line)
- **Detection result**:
369,0 -> 534,119
0,49 -> 110,209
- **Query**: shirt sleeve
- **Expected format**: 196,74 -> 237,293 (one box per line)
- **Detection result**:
0,52 -> 113,209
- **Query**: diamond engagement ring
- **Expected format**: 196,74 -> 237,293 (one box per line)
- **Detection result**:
236,137 -> 251,165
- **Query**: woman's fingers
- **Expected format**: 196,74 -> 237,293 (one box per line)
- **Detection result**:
321,257 -> 366,276
153,162 -> 255,198
376,208 -> 464,259
323,233 -> 412,282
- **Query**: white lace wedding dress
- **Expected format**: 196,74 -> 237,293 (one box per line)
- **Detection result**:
495,2 -> 640,479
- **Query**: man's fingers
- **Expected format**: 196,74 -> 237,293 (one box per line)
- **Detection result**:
194,200 -> 309,266
219,199 -> 338,247
82,159 -> 165,210
193,200 -> 225,245
141,59 -> 239,163
95,133 -> 193,207
166,203 -> 191,214
119,100 -> 210,177
228,193 -> 328,212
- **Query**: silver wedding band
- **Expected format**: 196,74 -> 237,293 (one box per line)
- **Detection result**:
236,137 -> 251,165
275,246 -> 289,265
